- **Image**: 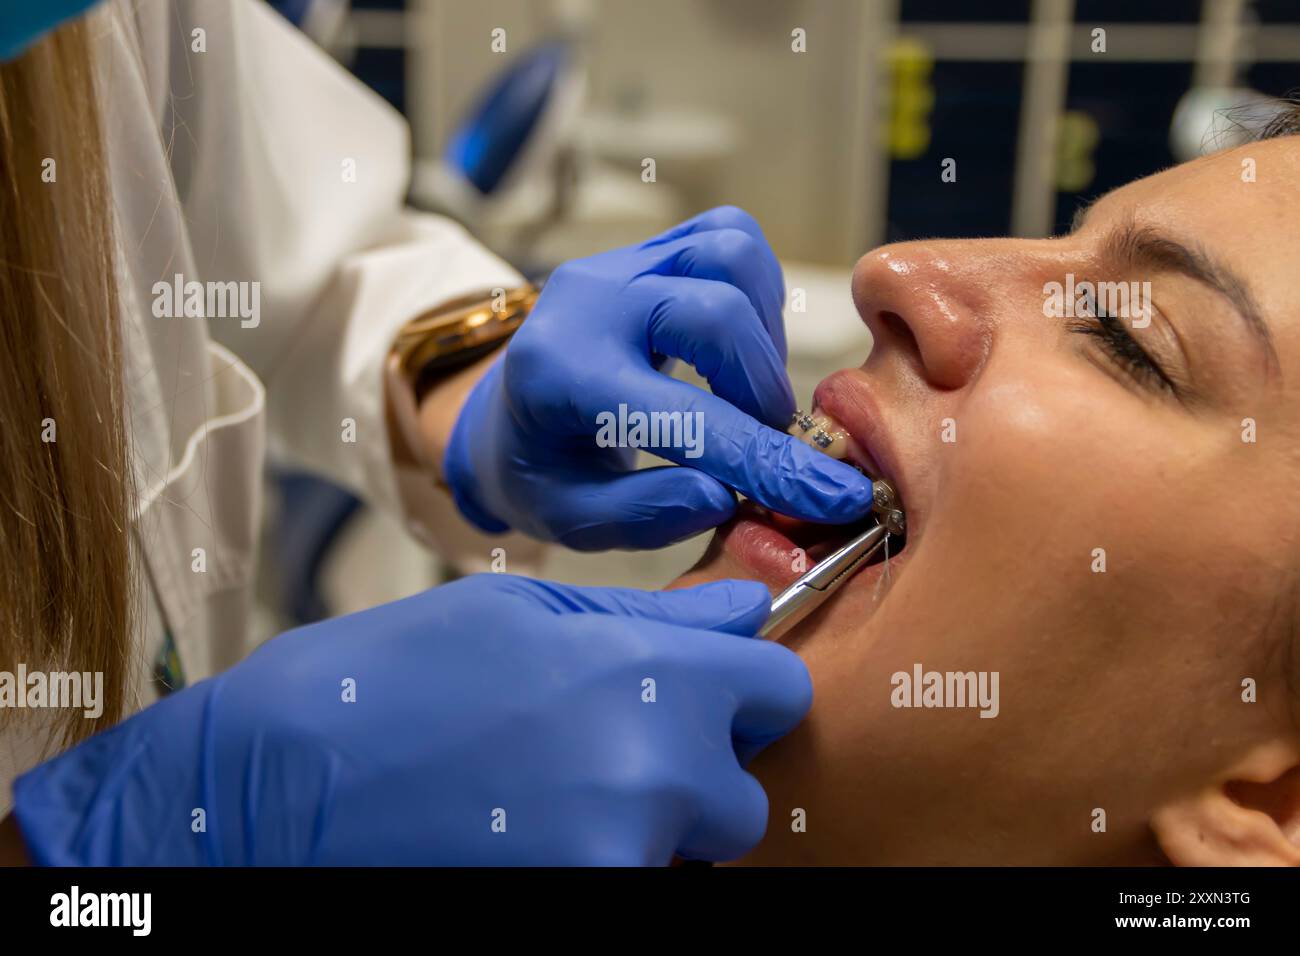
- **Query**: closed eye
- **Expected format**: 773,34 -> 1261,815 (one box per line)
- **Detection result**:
1067,295 -> 1180,395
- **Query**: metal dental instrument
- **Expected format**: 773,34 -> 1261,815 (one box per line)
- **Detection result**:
758,479 -> 904,642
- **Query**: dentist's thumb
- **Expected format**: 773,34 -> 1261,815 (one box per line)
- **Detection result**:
511,577 -> 773,635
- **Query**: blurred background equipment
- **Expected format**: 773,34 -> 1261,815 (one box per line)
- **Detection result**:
260,0 -> 1300,630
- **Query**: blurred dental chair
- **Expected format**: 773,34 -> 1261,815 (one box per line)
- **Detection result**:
412,37 -> 588,274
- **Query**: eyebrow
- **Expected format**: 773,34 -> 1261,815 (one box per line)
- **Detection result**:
1073,205 -> 1280,375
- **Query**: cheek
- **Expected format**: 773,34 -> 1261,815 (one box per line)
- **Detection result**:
880,362 -> 1253,738
944,365 -> 1205,548
822,361 -> 1216,694
925,364 -> 1236,673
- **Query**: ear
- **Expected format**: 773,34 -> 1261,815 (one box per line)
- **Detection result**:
1151,740 -> 1300,866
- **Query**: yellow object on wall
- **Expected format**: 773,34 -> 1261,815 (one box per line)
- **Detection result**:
1055,110 -> 1100,193
887,38 -> 935,160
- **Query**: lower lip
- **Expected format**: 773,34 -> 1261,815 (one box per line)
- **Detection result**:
719,515 -> 808,589
719,505 -> 906,592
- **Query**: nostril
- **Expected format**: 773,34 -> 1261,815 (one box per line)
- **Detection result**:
879,309 -> 908,336
875,310 -> 921,365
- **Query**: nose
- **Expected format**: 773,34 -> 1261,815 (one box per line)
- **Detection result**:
851,242 -> 993,390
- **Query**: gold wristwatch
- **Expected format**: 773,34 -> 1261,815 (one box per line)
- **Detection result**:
385,284 -> 538,473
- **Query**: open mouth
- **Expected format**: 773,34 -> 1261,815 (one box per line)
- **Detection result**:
718,370 -> 916,594
723,485 -> 908,591
720,451 -> 909,592
717,364 -> 920,598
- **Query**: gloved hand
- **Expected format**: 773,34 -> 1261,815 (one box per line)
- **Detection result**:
13,574 -> 810,866
444,205 -> 876,550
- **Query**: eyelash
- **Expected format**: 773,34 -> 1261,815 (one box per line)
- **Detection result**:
1067,301 -> 1176,395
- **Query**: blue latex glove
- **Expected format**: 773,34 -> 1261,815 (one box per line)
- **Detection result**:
444,206 -> 876,550
0,0 -> 102,60
13,574 -> 810,866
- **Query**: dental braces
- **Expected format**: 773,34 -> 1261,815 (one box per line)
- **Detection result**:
790,408 -> 905,535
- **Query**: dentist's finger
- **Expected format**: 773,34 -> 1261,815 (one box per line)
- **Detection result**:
512,576 -> 771,635
676,767 -> 770,863
633,227 -> 786,361
604,370 -> 876,524
520,464 -> 738,551
635,274 -> 794,428
717,634 -> 814,745
642,206 -> 786,331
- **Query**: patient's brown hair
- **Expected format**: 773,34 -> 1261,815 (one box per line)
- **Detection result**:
0,19 -> 131,746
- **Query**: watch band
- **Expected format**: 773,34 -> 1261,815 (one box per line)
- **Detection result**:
385,284 -> 538,475
390,285 -> 538,401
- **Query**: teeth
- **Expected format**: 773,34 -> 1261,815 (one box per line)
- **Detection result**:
790,411 -> 818,433
790,408 -> 907,530
871,481 -> 896,513
787,408 -> 849,460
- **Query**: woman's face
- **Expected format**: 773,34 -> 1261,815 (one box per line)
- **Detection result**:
672,138 -> 1300,865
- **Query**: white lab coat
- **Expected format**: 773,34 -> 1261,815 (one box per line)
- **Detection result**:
0,0 -> 540,813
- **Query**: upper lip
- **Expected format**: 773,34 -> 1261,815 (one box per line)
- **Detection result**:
812,369 -> 912,527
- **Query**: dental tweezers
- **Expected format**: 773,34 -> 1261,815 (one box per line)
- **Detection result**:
757,480 -> 904,642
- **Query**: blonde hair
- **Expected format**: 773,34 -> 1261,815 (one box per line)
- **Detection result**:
0,20 -> 131,746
